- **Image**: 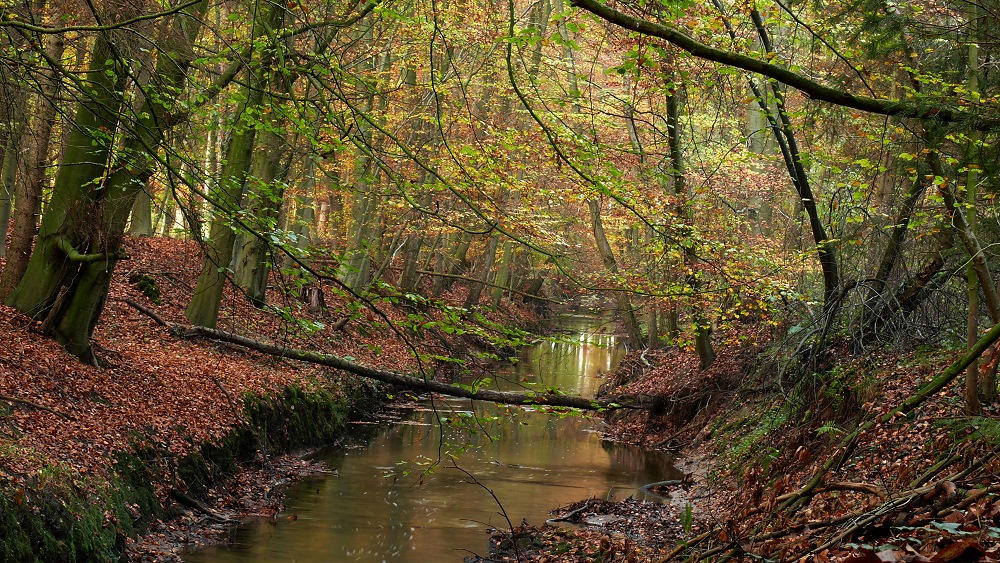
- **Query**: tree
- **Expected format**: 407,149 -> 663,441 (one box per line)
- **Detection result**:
6,0 -> 208,360
184,0 -> 286,328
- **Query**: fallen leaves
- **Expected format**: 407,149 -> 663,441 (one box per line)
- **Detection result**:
0,235 -> 541,561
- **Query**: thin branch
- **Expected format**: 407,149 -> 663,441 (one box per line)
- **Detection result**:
0,395 -> 74,420
570,0 -> 979,125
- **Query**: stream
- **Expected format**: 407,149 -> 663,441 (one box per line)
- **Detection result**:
184,314 -> 682,562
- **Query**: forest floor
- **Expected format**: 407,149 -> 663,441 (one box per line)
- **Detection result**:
6,236 -> 1000,562
478,341 -> 1000,562
0,236 -> 542,561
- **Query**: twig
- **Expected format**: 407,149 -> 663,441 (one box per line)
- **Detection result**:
909,453 -> 961,488
546,499 -> 594,523
115,297 -> 169,327
659,528 -> 713,561
210,376 -> 245,426
0,394 -> 74,420
169,489 -> 240,524
640,348 -> 653,368
776,481 -> 886,502
451,461 -> 524,562
775,320 -> 1000,514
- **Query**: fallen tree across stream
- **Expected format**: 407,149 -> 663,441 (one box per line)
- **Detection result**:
122,299 -> 659,411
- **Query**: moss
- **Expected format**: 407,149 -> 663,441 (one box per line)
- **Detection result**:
708,398 -> 791,479
128,273 -> 162,305
0,466 -> 143,562
0,378 -> 384,562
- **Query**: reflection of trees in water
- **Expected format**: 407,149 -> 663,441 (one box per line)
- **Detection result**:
601,440 -> 684,482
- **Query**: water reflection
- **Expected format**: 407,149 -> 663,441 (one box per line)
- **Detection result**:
184,315 -> 681,562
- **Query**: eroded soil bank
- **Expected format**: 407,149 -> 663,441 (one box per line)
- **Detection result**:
479,342 -> 1000,562
0,236 -> 543,562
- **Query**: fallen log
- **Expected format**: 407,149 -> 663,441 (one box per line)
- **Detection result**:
180,324 -> 659,411
118,301 -> 659,411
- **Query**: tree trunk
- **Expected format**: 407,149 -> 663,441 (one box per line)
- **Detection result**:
0,106 -> 28,257
6,32 -> 129,341
128,186 -> 154,236
588,199 -> 644,349
491,240 -> 513,307
28,2 -> 210,360
965,1 -> 988,409
186,0 -> 284,327
398,232 -> 423,293
464,234 -> 500,309
0,31 -> 65,300
747,9 -> 840,311
663,76 -> 715,368
232,129 -> 287,307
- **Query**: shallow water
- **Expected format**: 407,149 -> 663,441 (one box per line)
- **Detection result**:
184,315 -> 681,562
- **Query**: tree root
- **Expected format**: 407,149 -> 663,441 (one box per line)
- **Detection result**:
169,489 -> 240,524
0,394 -> 74,420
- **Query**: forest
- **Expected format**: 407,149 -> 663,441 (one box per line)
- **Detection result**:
2,0 -> 1000,560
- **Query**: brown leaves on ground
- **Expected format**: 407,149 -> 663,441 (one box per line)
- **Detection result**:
0,236 -> 538,559
527,336 -> 1000,563
469,496 -> 702,562
598,342 -> 763,450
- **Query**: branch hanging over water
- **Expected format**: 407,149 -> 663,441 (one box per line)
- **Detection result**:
115,301 -> 660,411
178,325 -> 656,410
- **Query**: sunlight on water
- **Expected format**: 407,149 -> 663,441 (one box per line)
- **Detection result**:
184,314 -> 681,562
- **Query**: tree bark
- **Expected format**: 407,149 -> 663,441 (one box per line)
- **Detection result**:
0,31 -> 64,300
128,187 -> 154,236
232,129 -> 288,307
588,199 -> 644,349
6,31 -> 130,333
464,233 -> 500,309
5,1 -> 209,360
186,0 -> 285,327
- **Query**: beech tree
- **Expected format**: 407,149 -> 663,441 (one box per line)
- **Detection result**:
5,0 -> 209,361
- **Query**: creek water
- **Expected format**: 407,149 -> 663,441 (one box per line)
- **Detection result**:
184,314 -> 681,562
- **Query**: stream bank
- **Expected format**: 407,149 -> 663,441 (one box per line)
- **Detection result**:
0,372 -> 384,561
0,237 -> 551,562
480,337 -> 1000,562
181,313 -> 680,562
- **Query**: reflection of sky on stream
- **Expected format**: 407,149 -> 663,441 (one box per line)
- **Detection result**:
184,315 -> 682,563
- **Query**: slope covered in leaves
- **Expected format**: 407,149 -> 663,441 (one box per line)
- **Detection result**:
1,238 -> 354,481
0,235 -> 535,498
484,340 -> 1000,562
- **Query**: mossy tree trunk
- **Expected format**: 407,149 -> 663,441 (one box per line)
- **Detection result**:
7,2 -> 208,361
128,188 -> 154,236
5,31 -> 130,358
233,128 -> 289,307
185,0 -> 285,327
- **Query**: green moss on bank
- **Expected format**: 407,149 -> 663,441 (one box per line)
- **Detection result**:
0,378 -> 383,562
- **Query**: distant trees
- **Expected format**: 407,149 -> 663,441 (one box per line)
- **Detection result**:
569,0 -> 1000,397
0,0 -> 997,405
